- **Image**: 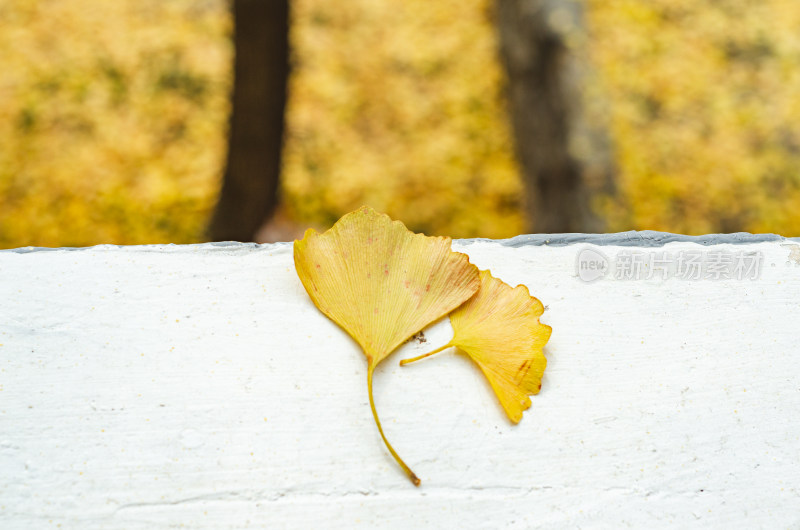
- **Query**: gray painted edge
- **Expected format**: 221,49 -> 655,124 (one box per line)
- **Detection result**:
462,230 -> 800,248
2,231 -> 799,254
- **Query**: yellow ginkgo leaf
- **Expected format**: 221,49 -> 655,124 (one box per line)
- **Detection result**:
401,269 -> 551,423
293,206 -> 480,485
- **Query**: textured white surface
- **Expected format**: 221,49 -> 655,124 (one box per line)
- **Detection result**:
1,239 -> 799,528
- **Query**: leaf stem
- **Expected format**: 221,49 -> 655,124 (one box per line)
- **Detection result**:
367,366 -> 420,486
399,343 -> 454,366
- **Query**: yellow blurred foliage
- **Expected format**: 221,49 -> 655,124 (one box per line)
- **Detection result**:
283,0 -> 524,238
0,0 -> 232,247
1,0 -> 799,248
588,0 -> 800,234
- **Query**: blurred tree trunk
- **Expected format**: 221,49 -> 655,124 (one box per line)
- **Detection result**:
496,0 -> 610,233
208,0 -> 289,242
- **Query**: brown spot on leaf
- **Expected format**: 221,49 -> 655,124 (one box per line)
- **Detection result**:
517,359 -> 531,375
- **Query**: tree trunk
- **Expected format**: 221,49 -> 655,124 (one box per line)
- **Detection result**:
207,0 -> 289,242
496,0 -> 609,233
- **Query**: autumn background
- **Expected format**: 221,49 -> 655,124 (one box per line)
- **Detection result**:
1,0 -> 798,249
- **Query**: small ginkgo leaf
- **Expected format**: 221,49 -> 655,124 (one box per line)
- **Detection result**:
401,269 -> 551,423
294,206 -> 480,485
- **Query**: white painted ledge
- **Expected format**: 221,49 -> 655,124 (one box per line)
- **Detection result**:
1,235 -> 800,528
